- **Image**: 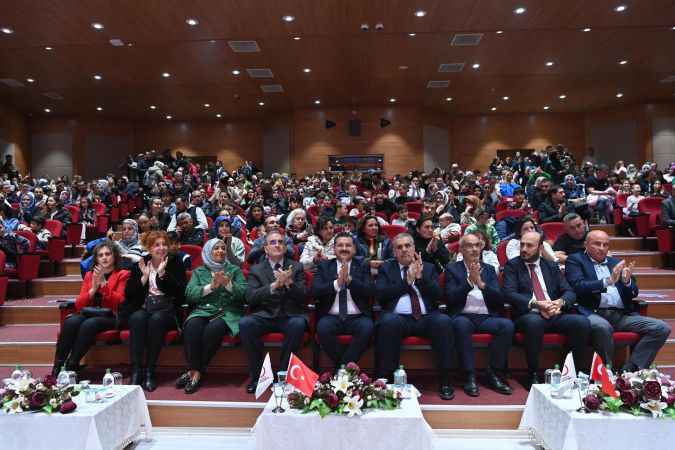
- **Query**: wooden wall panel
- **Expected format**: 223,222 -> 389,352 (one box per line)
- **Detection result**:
0,103 -> 29,174
291,107 -> 423,176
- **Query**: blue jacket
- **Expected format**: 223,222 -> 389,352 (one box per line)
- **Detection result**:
376,260 -> 442,313
444,261 -> 504,317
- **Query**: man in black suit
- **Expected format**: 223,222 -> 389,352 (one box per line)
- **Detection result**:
662,192 -> 675,268
312,232 -> 374,368
240,230 -> 307,393
503,231 -> 590,389
375,233 -> 455,400
445,234 -> 513,397
565,230 -> 671,371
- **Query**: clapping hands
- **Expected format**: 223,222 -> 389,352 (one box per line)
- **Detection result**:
212,270 -> 231,289
337,262 -> 351,289
406,253 -> 423,285
272,266 -> 294,290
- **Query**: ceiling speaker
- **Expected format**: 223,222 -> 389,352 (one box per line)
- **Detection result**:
380,118 -> 391,128
325,120 -> 336,129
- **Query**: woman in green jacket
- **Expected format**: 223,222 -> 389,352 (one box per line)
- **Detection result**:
176,238 -> 247,393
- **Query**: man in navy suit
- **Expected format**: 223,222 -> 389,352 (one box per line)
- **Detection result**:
312,232 -> 374,368
565,230 -> 671,371
503,231 -> 590,389
375,233 -> 455,400
445,233 -> 513,397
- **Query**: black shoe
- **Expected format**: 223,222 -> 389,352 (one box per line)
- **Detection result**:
487,370 -> 512,395
175,372 -> 191,389
130,366 -> 144,386
524,372 -> 540,390
184,376 -> 201,394
246,380 -> 258,394
463,374 -> 480,397
143,369 -> 157,392
439,384 -> 455,401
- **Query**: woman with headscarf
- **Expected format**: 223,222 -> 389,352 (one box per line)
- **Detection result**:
116,218 -> 145,267
176,238 -> 247,393
17,193 -> 36,224
211,215 -> 246,266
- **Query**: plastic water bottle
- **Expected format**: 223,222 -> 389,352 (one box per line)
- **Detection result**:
102,368 -> 115,391
57,365 -> 70,387
393,365 -> 407,389
337,364 -> 347,378
544,367 -> 553,384
10,364 -> 23,381
550,364 -> 561,396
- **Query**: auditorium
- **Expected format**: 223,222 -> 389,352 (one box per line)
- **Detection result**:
1,2 -> 674,449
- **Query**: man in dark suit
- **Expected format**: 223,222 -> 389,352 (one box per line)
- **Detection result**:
312,232 -> 374,368
662,192 -> 675,268
445,233 -> 513,397
375,232 -> 455,400
503,231 -> 590,389
240,230 -> 307,393
565,230 -> 671,372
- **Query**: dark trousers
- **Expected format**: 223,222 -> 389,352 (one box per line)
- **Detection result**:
55,314 -> 116,365
317,314 -> 374,367
375,310 -> 453,381
182,317 -> 231,372
515,312 -> 590,372
128,309 -> 176,369
239,314 -> 308,380
452,313 -> 514,373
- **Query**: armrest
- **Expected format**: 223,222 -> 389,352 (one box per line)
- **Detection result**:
637,300 -> 648,316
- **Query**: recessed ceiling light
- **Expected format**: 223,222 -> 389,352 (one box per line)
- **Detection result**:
186,18 -> 199,26
162,72 -> 171,78
502,96 -> 510,101
496,30 -> 504,34
1,27 -> 14,35
282,15 -> 295,23
582,27 -> 592,32
545,61 -> 555,67
619,59 -> 628,65
44,46 -> 53,51
293,36 -> 301,40
389,98 -> 397,103
514,7 -> 526,14
26,78 -> 35,83
216,113 -> 222,118
414,10 -> 427,18
44,108 -> 51,113
408,32 -> 416,37
559,94 -> 567,99
398,65 -> 408,70
614,5 -> 627,13
490,106 -> 497,111
258,101 -> 265,106
232,69 -> 241,76
472,63 -> 480,69
93,74 -> 102,80
127,42 -> 134,47
149,105 -> 157,110
672,26 -> 675,31
543,105 -> 550,110
166,115 -> 172,120
616,92 -> 624,98
445,97 -> 453,102
203,103 -> 211,108
314,99 -> 321,105
91,23 -> 104,30
96,106 -> 103,111
303,67 -> 311,73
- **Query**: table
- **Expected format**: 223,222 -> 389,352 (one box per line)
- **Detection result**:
519,384 -> 673,450
253,388 -> 433,450
0,384 -> 152,450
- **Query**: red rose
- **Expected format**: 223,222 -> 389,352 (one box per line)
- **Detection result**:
42,375 -> 57,388
583,394 -> 600,411
326,392 -> 339,408
615,377 -> 631,392
29,392 -> 47,410
359,373 -> 371,385
319,372 -> 332,384
620,389 -> 638,407
60,400 -> 77,414
346,362 -> 360,373
374,379 -> 386,389
666,394 -> 675,407
643,380 -> 662,400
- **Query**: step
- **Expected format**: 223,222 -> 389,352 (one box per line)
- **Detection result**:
611,251 -> 664,268
27,275 -> 83,297
640,290 -> 675,319
608,237 -> 657,251
590,224 -> 618,236
63,258 -> 81,276
633,269 -> 675,290
66,245 -> 85,258
0,297 -> 64,324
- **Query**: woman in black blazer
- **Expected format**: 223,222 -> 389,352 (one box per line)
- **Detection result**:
120,230 -> 187,391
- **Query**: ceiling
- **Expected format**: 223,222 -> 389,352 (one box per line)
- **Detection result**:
1,0 -> 675,121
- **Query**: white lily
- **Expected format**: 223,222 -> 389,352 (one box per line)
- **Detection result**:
343,395 -> 363,417
330,375 -> 352,395
641,400 -> 668,418
5,399 -> 23,414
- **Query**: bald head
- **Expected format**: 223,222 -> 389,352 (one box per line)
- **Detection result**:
585,230 -> 610,262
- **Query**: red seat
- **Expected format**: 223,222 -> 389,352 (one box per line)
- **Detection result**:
65,205 -> 80,223
495,209 -> 527,223
381,224 -> 408,240
95,330 -> 121,343
180,244 -> 203,270
540,222 -> 565,243
405,202 -> 422,214
44,219 -> 64,238
612,331 -> 640,346
496,239 -> 510,268
66,223 -> 84,247
656,227 -> 673,253
120,329 -> 178,345
0,251 -> 8,305
614,193 -> 629,227
16,230 -> 38,253
471,334 -> 494,345
635,197 -> 663,237
401,336 -> 431,346
514,332 -> 567,346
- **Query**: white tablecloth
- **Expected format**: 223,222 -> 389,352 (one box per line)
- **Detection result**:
253,388 -> 433,450
0,384 -> 152,450
519,384 -> 673,450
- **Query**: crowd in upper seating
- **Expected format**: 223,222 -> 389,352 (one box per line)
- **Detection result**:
1,144 -> 673,400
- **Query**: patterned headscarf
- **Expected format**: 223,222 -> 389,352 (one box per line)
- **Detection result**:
201,238 -> 226,272
119,219 -> 139,251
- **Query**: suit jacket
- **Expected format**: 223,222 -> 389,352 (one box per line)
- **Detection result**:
444,261 -> 504,317
245,258 -> 307,319
503,256 -> 576,316
75,269 -> 130,313
564,252 -> 639,315
311,257 -> 373,318
662,196 -> 675,227
376,260 -> 442,313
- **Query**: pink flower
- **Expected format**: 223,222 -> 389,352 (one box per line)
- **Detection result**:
326,392 -> 339,408
620,389 -> 638,407
643,380 -> 662,400
666,394 -> 675,407
42,375 -> 57,388
359,373 -> 371,385
319,372 -> 332,384
346,362 -> 360,373
29,392 -> 46,410
615,377 -> 631,392
583,394 -> 600,411
59,400 -> 77,414
373,379 -> 386,389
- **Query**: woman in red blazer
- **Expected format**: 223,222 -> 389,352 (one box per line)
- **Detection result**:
52,240 -> 130,376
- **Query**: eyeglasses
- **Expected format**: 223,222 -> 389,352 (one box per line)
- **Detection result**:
267,239 -> 284,246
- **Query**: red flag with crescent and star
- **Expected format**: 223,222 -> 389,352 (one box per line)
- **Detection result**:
287,353 -> 318,397
590,352 -> 619,398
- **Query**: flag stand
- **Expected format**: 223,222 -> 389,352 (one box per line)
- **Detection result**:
272,370 -> 288,413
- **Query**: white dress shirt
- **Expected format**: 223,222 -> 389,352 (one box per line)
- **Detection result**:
592,257 -> 624,309
394,264 -> 427,315
328,260 -> 362,315
462,263 -> 489,315
527,259 -> 551,304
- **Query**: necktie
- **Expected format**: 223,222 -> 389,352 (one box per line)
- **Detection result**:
338,263 -> 348,320
527,263 -> 547,302
274,263 -> 281,271
402,266 -> 422,320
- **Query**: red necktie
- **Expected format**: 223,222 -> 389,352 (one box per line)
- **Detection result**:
403,266 -> 422,320
527,263 -> 546,302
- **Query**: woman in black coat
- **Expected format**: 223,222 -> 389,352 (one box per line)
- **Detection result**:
120,230 -> 187,391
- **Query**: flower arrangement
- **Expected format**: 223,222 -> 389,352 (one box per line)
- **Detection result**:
287,362 -> 402,418
1,375 -> 80,415
582,368 -> 675,418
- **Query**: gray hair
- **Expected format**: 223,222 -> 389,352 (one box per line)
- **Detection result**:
177,212 -> 193,223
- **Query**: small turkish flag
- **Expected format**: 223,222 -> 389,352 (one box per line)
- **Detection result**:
287,353 -> 318,397
590,353 -> 619,397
